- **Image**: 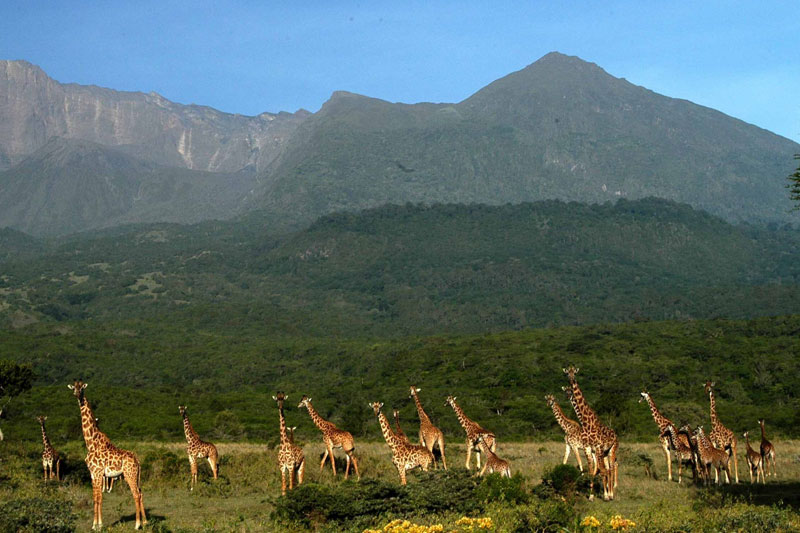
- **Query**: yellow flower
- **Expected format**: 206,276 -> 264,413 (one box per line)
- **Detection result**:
581,515 -> 601,528
609,515 -> 636,530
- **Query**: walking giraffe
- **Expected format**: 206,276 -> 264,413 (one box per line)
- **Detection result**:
743,431 -> 765,484
36,416 -> 60,481
178,406 -> 219,490
639,391 -> 693,482
444,395 -> 495,470
68,381 -> 146,530
409,386 -> 447,469
297,395 -> 360,480
273,392 -> 305,495
545,394 -> 585,472
476,433 -> 511,477
704,381 -> 739,483
563,366 -> 618,500
692,425 -> 731,485
758,418 -> 777,477
370,402 -> 433,485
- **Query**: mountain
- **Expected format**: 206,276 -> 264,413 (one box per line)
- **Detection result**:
258,52 -> 800,227
0,60 -> 309,172
0,137 -> 258,236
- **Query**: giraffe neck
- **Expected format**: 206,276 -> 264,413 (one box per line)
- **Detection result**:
760,421 -> 767,440
708,391 -> 720,427
77,396 -> 102,453
646,395 -> 671,430
745,434 -> 754,452
450,400 -> 475,432
377,410 -> 401,449
40,421 -> 52,449
411,393 -> 432,424
278,404 -> 290,446
568,381 -> 597,427
304,402 -> 330,431
182,413 -> 200,444
393,412 -> 406,438
549,400 -> 577,432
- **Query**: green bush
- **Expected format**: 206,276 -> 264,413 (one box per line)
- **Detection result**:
0,498 -> 76,533
511,499 -> 576,533
534,464 -> 592,502
475,472 -> 529,504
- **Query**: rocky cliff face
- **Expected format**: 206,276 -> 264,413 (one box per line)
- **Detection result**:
0,60 -> 309,172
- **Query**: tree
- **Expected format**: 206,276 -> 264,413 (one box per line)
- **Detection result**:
787,154 -> 800,210
0,359 -> 35,440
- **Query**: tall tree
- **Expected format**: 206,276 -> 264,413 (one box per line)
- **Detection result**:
787,154 -> 800,210
0,359 -> 34,440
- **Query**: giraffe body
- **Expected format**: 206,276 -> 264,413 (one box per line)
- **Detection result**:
179,406 -> 219,490
37,416 -> 61,481
704,381 -> 739,483
476,434 -> 511,477
444,395 -> 495,470
370,402 -> 433,484
410,386 -> 447,469
298,395 -> 360,480
758,419 -> 777,477
273,393 -> 305,495
743,431 -> 765,484
69,381 -> 146,530
563,367 -> 618,501
640,391 -> 692,482
545,394 -> 585,472
660,424 -> 698,484
692,426 -> 731,485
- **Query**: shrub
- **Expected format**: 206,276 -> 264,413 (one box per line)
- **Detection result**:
534,464 -> 592,502
475,472 -> 529,504
0,498 -> 76,533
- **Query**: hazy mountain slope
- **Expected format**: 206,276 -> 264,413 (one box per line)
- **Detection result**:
259,52 -> 799,226
0,60 -> 308,171
0,137 -> 258,236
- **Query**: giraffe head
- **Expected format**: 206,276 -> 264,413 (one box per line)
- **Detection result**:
704,381 -> 715,395
444,395 -> 457,408
563,365 -> 579,383
639,391 -> 650,403
273,392 -> 287,409
409,386 -> 421,398
178,405 -> 188,418
742,430 -> 750,440
369,402 -> 384,416
67,380 -> 87,402
561,385 -> 574,400
392,408 -> 401,418
36,415 -> 47,424
544,394 -> 556,407
693,425 -> 706,438
297,395 -> 311,410
758,418 -> 765,427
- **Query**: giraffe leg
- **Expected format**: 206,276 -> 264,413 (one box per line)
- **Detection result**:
465,439 -> 472,470
125,473 -> 144,529
91,475 -> 103,530
437,434 -> 447,470
189,456 -> 198,490
281,468 -> 287,495
344,453 -> 351,480
327,444 -> 337,476
398,464 -> 407,485
563,442 -> 571,465
572,445 -> 584,472
56,459 -> 61,481
43,462 -> 47,481
731,443 -> 739,483
297,458 -> 305,486
207,455 -> 218,480
349,451 -> 360,480
319,449 -> 329,473
662,440 -> 672,481
289,463 -> 295,490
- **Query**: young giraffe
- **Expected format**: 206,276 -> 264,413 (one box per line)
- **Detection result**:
393,409 -> 411,444
692,425 -> 731,485
409,386 -> 447,469
36,416 -> 61,481
369,402 -> 433,485
743,431 -> 765,484
297,395 -> 360,480
678,424 -> 707,483
68,381 -> 146,530
544,394 -> 585,472
179,406 -> 219,490
639,391 -> 692,482
273,392 -> 305,495
444,395 -> 496,470
476,433 -> 511,478
563,366 -> 618,500
758,419 -> 777,477
704,381 -> 739,483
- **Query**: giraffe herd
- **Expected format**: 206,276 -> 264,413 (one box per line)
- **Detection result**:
25,374 -> 779,529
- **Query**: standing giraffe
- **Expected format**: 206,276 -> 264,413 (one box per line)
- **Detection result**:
409,386 -> 447,469
692,425 -> 731,485
68,381 -> 146,530
297,395 -> 360,480
743,431 -> 765,484
392,409 -> 411,444
476,434 -> 511,477
659,423 -> 698,484
639,391 -> 692,482
36,416 -> 60,481
704,381 -> 739,483
545,394 -> 585,472
178,406 -> 219,490
444,395 -> 495,470
563,366 -> 618,501
758,419 -> 776,477
273,392 -> 305,495
369,402 -> 433,485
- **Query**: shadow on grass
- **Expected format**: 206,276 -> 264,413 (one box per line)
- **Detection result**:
714,481 -> 800,509
115,512 -> 167,528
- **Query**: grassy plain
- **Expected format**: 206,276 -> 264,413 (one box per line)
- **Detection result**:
3,438 -> 800,532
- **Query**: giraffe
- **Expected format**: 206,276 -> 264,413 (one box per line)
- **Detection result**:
476,434 -> 511,477
179,406 -> 219,490
562,366 -> 618,500
273,392 -> 305,495
660,422 -> 698,484
36,416 -> 60,481
704,381 -> 739,483
68,381 -> 146,530
692,425 -> 731,485
393,409 -> 411,444
639,391 -> 692,482
544,393 -> 585,472
678,424 -> 708,483
409,386 -> 447,469
94,417 -> 121,493
369,402 -> 433,485
444,395 -> 496,470
743,431 -> 765,484
288,426 -> 297,444
758,418 -> 776,477
297,395 -> 360,480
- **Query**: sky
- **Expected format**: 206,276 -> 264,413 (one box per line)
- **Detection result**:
1,1 -> 798,142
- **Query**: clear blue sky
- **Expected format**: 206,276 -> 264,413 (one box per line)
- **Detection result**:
1,1 -> 798,142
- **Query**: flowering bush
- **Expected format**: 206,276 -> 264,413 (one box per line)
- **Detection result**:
609,515 -> 636,530
580,515 -> 601,528
364,516 -> 493,533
